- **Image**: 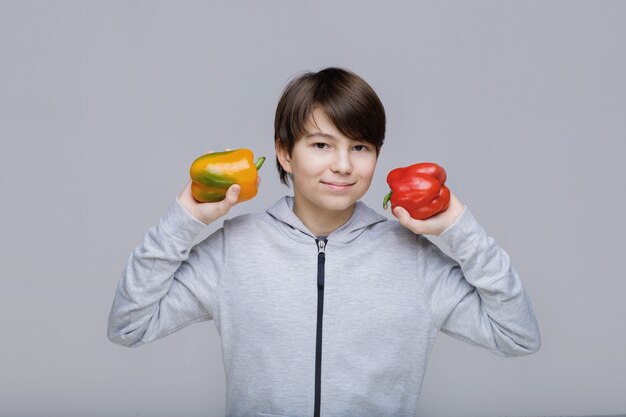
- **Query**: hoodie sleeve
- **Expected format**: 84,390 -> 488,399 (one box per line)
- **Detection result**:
107,197 -> 227,347
423,206 -> 541,357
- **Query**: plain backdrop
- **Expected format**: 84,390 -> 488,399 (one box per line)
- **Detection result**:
1,1 -> 625,416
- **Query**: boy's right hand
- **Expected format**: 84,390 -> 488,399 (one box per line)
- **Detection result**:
177,180 -> 243,225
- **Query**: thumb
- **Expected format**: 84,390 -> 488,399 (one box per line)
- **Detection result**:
224,184 -> 241,207
393,206 -> 411,223
393,206 -> 424,233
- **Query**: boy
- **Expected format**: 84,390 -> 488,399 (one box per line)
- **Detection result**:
108,67 -> 540,417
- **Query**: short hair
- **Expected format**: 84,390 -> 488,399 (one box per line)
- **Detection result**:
274,67 -> 386,185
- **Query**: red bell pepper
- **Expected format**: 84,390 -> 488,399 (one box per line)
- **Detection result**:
383,162 -> 451,220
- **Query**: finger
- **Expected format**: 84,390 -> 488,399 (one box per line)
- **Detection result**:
256,176 -> 261,188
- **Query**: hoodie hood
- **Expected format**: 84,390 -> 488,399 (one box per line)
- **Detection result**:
265,196 -> 387,244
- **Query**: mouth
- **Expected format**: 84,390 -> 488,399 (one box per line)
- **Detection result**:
321,181 -> 356,190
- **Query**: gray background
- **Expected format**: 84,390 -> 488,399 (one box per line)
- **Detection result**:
1,1 -> 625,416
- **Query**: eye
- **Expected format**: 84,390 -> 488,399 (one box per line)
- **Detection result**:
314,142 -> 328,149
353,144 -> 369,152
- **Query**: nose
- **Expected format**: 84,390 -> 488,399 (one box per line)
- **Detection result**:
330,149 -> 353,175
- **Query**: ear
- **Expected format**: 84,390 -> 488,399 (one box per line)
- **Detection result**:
275,139 -> 293,173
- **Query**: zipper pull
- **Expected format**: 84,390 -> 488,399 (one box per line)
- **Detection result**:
316,239 -> 327,289
316,239 -> 326,254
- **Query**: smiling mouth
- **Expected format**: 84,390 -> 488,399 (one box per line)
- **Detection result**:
321,181 -> 355,189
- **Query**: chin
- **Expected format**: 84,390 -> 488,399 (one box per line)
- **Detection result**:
318,196 -> 360,212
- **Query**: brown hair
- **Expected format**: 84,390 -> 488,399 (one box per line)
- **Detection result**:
274,67 -> 386,185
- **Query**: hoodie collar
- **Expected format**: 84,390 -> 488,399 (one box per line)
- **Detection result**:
265,196 -> 387,244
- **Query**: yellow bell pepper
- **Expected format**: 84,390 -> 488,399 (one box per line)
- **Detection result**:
189,148 -> 265,203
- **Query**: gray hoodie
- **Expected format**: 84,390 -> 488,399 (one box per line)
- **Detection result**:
108,196 -> 540,417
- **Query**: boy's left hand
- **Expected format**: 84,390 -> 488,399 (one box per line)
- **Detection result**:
393,192 -> 465,236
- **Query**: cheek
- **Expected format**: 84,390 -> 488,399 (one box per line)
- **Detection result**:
295,159 -> 326,177
290,163 -> 317,185
357,157 -> 377,179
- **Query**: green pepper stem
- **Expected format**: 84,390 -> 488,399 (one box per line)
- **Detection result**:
383,191 -> 392,210
255,157 -> 266,170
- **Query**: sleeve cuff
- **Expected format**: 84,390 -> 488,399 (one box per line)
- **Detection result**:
157,196 -> 211,243
437,205 -> 484,254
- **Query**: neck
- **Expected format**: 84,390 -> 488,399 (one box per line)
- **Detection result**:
292,198 -> 355,237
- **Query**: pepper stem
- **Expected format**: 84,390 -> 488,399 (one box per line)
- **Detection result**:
255,157 -> 266,170
383,191 -> 392,210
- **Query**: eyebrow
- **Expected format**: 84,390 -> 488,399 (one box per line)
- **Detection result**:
304,131 -> 336,140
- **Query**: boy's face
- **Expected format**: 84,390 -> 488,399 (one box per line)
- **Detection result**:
276,107 -> 378,217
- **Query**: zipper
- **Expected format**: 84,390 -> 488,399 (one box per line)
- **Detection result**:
314,238 -> 327,417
